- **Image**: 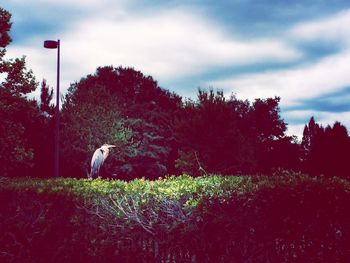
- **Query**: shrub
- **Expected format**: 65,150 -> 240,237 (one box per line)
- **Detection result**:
1,173 -> 350,262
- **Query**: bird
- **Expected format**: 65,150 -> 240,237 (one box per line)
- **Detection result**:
89,144 -> 116,178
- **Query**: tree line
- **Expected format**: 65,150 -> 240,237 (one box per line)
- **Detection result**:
1,7 -> 350,179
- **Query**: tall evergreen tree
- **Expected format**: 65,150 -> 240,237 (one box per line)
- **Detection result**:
302,117 -> 350,177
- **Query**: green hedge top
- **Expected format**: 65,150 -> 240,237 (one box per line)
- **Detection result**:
2,172 -> 350,262
1,172 -> 350,206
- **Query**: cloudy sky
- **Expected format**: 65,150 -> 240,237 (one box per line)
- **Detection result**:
3,0 -> 350,139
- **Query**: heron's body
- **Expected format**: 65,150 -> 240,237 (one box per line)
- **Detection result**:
89,144 -> 115,178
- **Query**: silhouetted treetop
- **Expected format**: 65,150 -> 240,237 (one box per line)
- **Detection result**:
250,97 -> 286,141
0,7 -> 11,48
39,79 -> 55,117
1,7 -> 36,96
61,66 -> 182,179
302,117 -> 350,177
174,89 -> 292,175
68,66 -> 181,116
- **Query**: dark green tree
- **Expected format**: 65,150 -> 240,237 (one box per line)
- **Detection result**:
60,66 -> 181,178
324,122 -> 350,177
302,117 -> 350,177
39,79 -> 55,117
240,96 -> 299,173
60,83 -> 137,178
174,90 -> 294,175
0,7 -> 39,177
0,93 -> 35,176
174,89 -> 256,176
27,79 -> 56,178
101,66 -> 181,179
0,8 -> 36,96
0,7 -> 11,48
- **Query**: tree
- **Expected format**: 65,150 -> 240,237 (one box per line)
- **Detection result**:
0,7 -> 11,48
174,90 -> 294,176
261,136 -> 301,172
249,97 -> 286,141
39,79 -> 55,117
0,8 -> 36,96
60,83 -> 137,178
247,97 -> 300,173
174,89 -> 256,176
60,66 -> 181,179
0,93 -> 34,176
302,117 -> 350,177
0,7 -> 38,177
325,122 -> 350,177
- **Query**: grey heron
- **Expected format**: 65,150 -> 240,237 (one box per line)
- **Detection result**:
89,144 -> 116,178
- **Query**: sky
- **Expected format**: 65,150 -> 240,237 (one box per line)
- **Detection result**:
3,0 -> 350,139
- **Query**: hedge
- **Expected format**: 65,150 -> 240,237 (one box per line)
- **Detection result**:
1,172 -> 350,262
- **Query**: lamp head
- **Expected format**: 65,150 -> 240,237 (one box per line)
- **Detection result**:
44,40 -> 58,49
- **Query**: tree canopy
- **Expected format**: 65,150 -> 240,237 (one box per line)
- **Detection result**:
174,90 -> 298,176
60,66 -> 181,179
302,117 -> 350,177
1,6 -> 350,179
0,7 -> 40,177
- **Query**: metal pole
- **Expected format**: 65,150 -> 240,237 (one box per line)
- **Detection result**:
54,40 -> 60,178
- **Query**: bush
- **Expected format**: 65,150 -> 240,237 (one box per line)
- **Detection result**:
1,173 -> 350,262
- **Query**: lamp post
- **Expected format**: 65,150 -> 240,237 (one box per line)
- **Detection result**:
44,39 -> 60,178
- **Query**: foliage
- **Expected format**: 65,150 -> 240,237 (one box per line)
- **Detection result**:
302,117 -> 350,177
0,90 -> 54,178
174,90 -> 253,175
2,7 -> 350,183
2,173 -> 350,262
0,7 -> 11,48
60,83 -> 138,178
60,66 -> 181,179
0,7 -> 49,177
174,89 -> 295,175
39,79 -> 55,117
0,7 -> 36,96
0,93 -> 35,176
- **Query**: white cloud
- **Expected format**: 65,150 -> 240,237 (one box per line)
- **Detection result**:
208,9 -> 350,138
6,6 -> 301,98
59,8 -> 302,85
5,2 -> 350,139
212,48 -> 350,138
291,9 -> 350,44
286,124 -> 306,140
213,50 -> 350,106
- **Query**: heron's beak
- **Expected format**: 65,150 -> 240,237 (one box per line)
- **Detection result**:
107,145 -> 116,148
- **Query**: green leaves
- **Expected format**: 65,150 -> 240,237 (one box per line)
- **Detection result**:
0,7 -> 11,48
60,84 -> 138,177
39,79 -> 54,117
0,7 -> 42,177
174,90 -> 293,176
60,66 -> 181,179
1,56 -> 37,95
2,173 -> 350,262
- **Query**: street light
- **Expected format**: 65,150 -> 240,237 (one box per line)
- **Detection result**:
44,39 -> 60,178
